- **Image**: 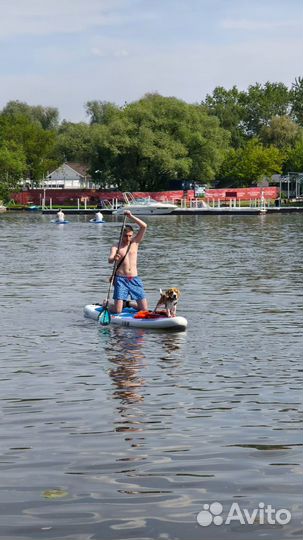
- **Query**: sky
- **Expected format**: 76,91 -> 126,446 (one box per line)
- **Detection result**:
0,0 -> 301,122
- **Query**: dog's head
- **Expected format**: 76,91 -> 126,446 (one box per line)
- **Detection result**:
159,287 -> 181,303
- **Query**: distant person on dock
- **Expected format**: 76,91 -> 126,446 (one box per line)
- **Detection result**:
106,210 -> 148,314
95,211 -> 103,221
57,209 -> 65,222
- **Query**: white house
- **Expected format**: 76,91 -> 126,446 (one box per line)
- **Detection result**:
42,163 -> 93,188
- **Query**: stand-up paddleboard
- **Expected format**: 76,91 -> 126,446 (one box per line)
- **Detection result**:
27,205 -> 41,211
51,219 -> 70,224
84,305 -> 188,331
89,219 -> 105,223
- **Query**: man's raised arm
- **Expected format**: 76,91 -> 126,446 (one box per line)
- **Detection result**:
124,210 -> 147,243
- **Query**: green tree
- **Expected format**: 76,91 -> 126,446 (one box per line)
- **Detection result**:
290,77 -> 303,126
1,100 -> 59,130
242,82 -> 290,137
283,132 -> 303,172
202,86 -> 246,147
0,143 -> 27,201
85,100 -> 122,125
56,122 -> 94,162
89,94 -> 230,190
0,114 -> 58,182
124,94 -> 230,186
218,138 -> 284,186
87,122 -> 119,187
259,116 -> 300,148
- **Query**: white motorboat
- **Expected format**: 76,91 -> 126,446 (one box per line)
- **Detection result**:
0,205 -> 7,213
113,193 -> 178,215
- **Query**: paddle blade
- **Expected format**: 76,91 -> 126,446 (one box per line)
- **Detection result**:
99,308 -> 111,326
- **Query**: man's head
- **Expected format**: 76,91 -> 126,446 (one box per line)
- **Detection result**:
123,225 -> 134,241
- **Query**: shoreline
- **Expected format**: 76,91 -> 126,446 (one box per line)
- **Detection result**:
38,206 -> 303,215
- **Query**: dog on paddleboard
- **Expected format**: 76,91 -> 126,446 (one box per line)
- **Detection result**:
154,287 -> 181,317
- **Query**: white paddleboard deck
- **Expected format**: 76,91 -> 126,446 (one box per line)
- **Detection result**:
84,304 -> 187,331
89,219 -> 105,223
51,219 -> 70,224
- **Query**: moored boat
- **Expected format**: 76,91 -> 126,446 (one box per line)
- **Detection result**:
113,192 -> 178,215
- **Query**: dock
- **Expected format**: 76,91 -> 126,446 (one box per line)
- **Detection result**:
172,206 -> 303,215
41,208 -> 113,215
41,206 -> 303,216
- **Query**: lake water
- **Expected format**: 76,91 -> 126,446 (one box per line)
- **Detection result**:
0,211 -> 302,540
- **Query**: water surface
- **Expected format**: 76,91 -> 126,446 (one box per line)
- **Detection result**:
0,212 -> 302,540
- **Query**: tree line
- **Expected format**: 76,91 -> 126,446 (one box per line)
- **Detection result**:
0,79 -> 302,200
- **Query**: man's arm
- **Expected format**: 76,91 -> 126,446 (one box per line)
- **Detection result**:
108,246 -> 118,264
124,210 -> 147,243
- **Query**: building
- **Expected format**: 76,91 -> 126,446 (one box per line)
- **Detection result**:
42,162 -> 93,189
271,173 -> 303,200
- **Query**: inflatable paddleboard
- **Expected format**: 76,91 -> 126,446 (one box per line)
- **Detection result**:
84,305 -> 187,331
89,219 -> 105,223
27,205 -> 41,211
51,219 -> 70,224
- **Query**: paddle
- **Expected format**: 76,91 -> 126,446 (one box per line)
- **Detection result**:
99,215 -> 127,326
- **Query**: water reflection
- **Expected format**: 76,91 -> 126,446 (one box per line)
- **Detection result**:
100,326 -> 187,456
106,327 -> 146,405
159,332 -> 185,361
100,327 -> 186,406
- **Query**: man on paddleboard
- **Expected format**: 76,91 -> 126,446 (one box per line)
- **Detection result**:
95,211 -> 103,221
57,209 -> 65,222
107,210 -> 148,313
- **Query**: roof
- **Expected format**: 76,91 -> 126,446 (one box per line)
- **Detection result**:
66,162 -> 91,178
47,162 -> 92,179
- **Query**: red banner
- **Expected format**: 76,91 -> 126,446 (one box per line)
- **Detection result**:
12,186 -> 279,205
205,187 -> 279,200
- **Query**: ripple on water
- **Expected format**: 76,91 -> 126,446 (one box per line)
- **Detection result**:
0,213 -> 302,540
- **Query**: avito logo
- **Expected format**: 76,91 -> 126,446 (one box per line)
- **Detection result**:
197,501 -> 291,526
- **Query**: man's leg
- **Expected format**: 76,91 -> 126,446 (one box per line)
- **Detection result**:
124,300 -> 138,309
103,299 -> 124,313
131,277 -> 148,311
113,299 -> 124,313
110,276 -> 126,313
137,298 -> 148,311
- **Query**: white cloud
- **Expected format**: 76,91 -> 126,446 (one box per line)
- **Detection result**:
0,0 -> 136,38
90,40 -> 130,59
221,18 -> 299,31
0,36 -> 299,121
0,0 -> 300,120
91,48 -> 107,58
113,49 -> 129,58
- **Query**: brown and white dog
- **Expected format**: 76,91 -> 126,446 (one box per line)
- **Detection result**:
154,287 -> 181,317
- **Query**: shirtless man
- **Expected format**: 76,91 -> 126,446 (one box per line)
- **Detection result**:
108,210 -> 148,314
57,209 -> 65,222
95,211 -> 104,222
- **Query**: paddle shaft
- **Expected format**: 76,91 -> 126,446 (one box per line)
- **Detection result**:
104,215 -> 127,307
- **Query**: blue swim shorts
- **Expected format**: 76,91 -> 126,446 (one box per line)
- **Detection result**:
113,276 -> 146,301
